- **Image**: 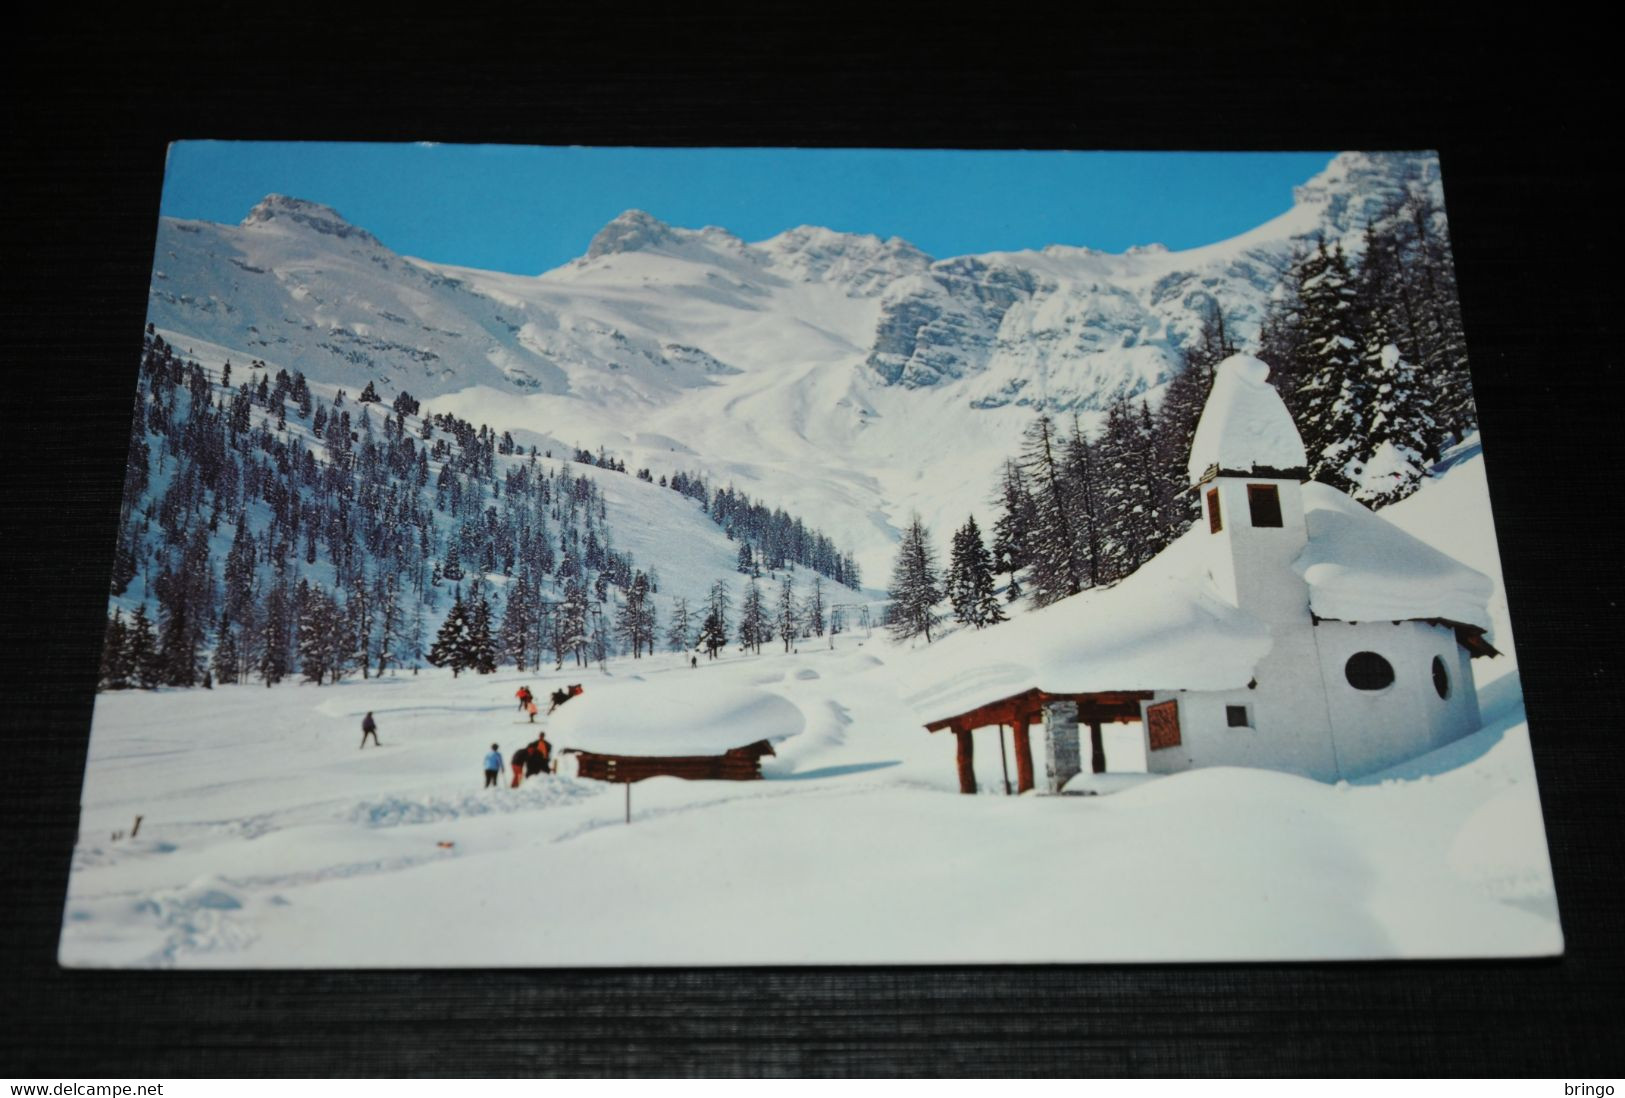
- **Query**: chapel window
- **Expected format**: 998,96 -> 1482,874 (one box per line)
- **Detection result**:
1344,651 -> 1396,691
1432,655 -> 1451,699
1207,488 -> 1222,534
1247,483 -> 1283,528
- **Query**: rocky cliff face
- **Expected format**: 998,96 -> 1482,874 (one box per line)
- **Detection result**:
856,151 -> 1444,412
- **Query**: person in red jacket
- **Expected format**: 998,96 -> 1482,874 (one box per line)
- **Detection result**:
515,685 -> 533,712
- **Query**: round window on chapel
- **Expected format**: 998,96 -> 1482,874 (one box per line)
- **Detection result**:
1344,651 -> 1395,691
1432,655 -> 1451,699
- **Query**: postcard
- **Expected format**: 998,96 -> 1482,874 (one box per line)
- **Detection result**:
60,144 -> 1561,966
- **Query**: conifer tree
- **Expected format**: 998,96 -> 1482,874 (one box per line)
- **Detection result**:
886,514 -> 943,643
428,588 -> 471,678
468,592 -> 497,674
990,461 -> 1035,601
739,578 -> 769,654
499,574 -> 536,671
666,596 -> 693,652
127,604 -> 160,689
101,609 -> 130,690
776,576 -> 799,651
1019,417 -> 1084,606
700,580 -> 731,659
947,515 -> 1006,629
802,576 -> 826,639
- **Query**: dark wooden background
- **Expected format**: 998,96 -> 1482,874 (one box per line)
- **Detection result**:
5,14 -> 1621,1077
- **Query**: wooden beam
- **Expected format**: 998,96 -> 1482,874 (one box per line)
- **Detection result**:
954,727 -> 976,795
1013,717 -> 1034,793
926,688 -> 1150,734
1089,719 -> 1106,775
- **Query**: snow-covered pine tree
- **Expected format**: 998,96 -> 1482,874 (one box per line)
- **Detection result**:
1059,417 -> 1104,590
427,587 -> 471,678
947,515 -> 1005,629
499,573 -> 536,671
886,514 -> 943,643
371,570 -> 406,677
739,578 -> 768,654
700,580 -> 731,659
666,596 -> 693,652
1288,240 -> 1365,490
1019,417 -> 1084,607
802,576 -> 826,639
1346,342 -> 1433,507
468,591 -> 497,674
990,460 -> 1035,602
776,575 -> 799,652
1095,397 -> 1160,583
560,578 -> 591,667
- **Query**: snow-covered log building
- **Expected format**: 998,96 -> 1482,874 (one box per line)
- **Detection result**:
904,355 -> 1497,792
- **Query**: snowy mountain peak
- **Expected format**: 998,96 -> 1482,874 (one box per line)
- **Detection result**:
586,209 -> 680,259
241,194 -> 381,246
1291,151 -> 1440,239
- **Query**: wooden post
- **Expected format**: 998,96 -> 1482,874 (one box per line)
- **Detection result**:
1090,719 -> 1106,775
1012,717 -> 1034,793
954,726 -> 976,795
998,725 -> 1011,795
625,781 -> 631,824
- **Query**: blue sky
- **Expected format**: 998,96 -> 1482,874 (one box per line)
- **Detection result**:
161,143 -> 1336,275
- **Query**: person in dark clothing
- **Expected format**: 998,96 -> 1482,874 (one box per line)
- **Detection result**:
523,737 -> 549,778
360,712 -> 380,748
510,743 -> 529,788
548,688 -> 569,714
484,744 -> 502,788
535,732 -> 552,774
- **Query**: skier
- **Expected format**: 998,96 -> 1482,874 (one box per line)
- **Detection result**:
548,687 -> 569,714
483,744 -> 503,789
515,685 -> 533,712
360,712 -> 380,749
526,698 -> 539,723
510,742 -> 529,788
691,654 -> 698,669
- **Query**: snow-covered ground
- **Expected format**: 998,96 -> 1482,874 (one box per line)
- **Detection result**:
59,449 -> 1561,968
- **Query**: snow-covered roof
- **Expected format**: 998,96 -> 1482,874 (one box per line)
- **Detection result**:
902,483 -> 1495,727
546,681 -> 805,756
1187,355 -> 1308,484
898,530 -> 1274,726
1297,483 -> 1494,631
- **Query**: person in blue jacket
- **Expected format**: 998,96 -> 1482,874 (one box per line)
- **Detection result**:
483,743 -> 503,789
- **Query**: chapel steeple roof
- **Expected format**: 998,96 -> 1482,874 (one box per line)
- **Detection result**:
1187,355 -> 1308,486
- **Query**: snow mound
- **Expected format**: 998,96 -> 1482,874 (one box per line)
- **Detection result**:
350,780 -> 596,828
1187,354 -> 1307,483
548,682 -> 805,756
1298,483 -> 1494,630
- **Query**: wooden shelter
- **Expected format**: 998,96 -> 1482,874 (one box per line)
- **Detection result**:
562,738 -> 776,784
925,689 -> 1150,794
